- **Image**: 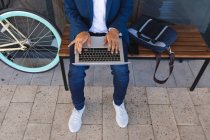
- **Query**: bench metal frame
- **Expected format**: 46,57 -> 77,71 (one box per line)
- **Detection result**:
59,55 -> 210,91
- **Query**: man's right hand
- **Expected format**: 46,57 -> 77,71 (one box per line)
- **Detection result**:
68,31 -> 91,54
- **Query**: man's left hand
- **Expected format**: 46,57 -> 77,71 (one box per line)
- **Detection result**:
104,28 -> 120,54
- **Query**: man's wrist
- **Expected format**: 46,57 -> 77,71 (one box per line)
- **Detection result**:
108,27 -> 119,33
108,27 -> 122,37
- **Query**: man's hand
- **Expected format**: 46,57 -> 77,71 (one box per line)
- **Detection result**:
68,31 -> 91,54
104,28 -> 120,54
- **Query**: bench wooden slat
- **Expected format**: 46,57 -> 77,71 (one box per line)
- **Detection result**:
139,46 -> 209,51
129,51 -> 210,59
176,37 -> 205,42
59,24 -> 210,60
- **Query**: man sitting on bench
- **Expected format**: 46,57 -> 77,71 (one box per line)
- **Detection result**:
64,0 -> 132,132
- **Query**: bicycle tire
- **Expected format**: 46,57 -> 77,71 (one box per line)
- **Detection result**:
0,9 -> 61,73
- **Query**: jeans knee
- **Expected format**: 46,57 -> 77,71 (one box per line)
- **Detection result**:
111,65 -> 129,80
68,66 -> 89,81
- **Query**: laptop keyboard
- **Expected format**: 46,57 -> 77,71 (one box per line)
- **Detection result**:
79,48 -> 121,62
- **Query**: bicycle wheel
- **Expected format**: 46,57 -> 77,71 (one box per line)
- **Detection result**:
0,9 -> 61,73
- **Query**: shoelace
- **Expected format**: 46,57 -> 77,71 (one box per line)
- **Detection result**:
72,109 -> 82,121
117,104 -> 126,116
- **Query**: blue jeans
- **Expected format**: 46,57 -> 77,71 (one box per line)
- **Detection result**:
68,40 -> 129,110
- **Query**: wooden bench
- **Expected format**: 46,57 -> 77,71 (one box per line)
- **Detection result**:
59,24 -> 210,91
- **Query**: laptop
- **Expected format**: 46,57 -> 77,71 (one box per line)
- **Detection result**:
73,36 -> 130,65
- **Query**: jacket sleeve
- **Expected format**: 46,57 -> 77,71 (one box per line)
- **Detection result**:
109,0 -> 133,33
64,0 -> 89,36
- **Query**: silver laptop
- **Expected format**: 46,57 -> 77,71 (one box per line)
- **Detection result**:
73,36 -> 129,65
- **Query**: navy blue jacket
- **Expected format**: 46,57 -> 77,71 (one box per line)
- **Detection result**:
64,0 -> 133,45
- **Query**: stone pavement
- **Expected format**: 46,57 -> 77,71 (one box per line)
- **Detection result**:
1,59 -> 210,140
0,85 -> 210,140
1,59 -> 210,88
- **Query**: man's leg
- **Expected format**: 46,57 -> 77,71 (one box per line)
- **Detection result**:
68,45 -> 89,133
68,45 -> 89,110
111,41 -> 129,128
111,64 -> 129,105
68,64 -> 89,110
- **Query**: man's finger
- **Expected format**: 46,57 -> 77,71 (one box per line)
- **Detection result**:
68,40 -> 75,47
87,37 -> 91,47
107,37 -> 112,51
74,43 -> 78,54
111,40 -> 115,54
78,42 -> 82,54
104,36 -> 108,45
116,41 -> 120,53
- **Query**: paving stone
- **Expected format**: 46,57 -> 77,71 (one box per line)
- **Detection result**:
30,69 -> 55,85
9,71 -> 33,85
23,123 -> 51,140
150,105 -> 180,140
57,86 -> 71,104
103,124 -> 128,140
54,59 -> 70,86
173,60 -> 194,87
168,88 -> 200,125
0,85 -> 16,125
0,103 -> 32,140
83,87 -> 102,124
77,125 -> 102,140
146,87 -> 170,105
51,104 -> 76,140
125,87 -> 147,103
102,87 -> 116,125
102,87 -> 129,140
29,86 -> 59,123
178,125 -> 206,140
51,63 -> 64,86
125,87 -> 151,125
128,125 -> 154,140
150,60 -> 177,88
190,88 -> 210,105
11,85 -> 37,103
94,66 -> 112,86
85,66 -> 94,86
132,60 -> 156,86
128,62 -> 135,86
188,60 -> 210,87
0,61 -> 15,85
103,87 -> 144,140
152,125 -> 181,140
195,105 -> 210,140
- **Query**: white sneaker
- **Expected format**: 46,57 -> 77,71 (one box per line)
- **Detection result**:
68,105 -> 85,133
113,101 -> 128,128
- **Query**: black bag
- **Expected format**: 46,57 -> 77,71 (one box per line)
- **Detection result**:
128,15 -> 177,84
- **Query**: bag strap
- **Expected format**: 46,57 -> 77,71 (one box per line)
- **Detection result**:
153,47 -> 175,84
154,26 -> 168,40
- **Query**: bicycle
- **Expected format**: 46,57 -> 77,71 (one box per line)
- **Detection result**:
0,0 -> 61,73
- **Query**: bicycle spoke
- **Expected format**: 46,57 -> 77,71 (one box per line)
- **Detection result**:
31,46 -> 54,59
13,17 -> 19,33
30,35 -> 54,40
31,31 -> 51,47
9,25 -> 25,40
31,40 -> 53,44
27,22 -> 40,39
27,17 -> 29,37
28,19 -> 34,37
32,45 -> 57,55
0,32 -> 15,42
30,25 -> 46,41
0,10 -> 60,72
